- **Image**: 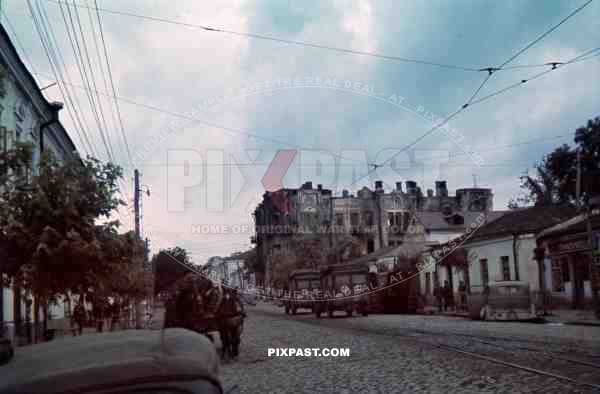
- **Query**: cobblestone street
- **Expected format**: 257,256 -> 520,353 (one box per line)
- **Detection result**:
221,304 -> 600,393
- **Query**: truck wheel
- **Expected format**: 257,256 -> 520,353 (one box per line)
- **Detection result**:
362,309 -> 368,317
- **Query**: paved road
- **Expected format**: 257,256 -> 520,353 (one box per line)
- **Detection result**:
221,303 -> 600,393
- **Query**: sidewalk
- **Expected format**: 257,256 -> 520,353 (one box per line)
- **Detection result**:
421,305 -> 600,326
542,309 -> 600,327
421,306 -> 469,318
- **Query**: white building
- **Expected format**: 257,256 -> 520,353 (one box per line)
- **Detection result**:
1,24 -> 79,343
461,206 -> 576,299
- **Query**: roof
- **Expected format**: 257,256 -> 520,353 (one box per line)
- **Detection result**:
0,328 -> 221,394
415,210 -> 507,231
289,268 -> 320,279
0,24 -> 78,157
538,209 -> 600,240
464,205 -> 577,243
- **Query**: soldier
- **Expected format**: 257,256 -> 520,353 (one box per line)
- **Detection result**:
72,302 -> 85,336
433,284 -> 443,312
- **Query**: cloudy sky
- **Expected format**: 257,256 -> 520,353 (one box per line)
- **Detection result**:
4,0 -> 600,262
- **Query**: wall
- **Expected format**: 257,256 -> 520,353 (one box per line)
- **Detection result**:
465,235 -> 537,293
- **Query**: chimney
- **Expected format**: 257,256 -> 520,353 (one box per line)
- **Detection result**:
342,190 -> 349,198
435,181 -> 448,197
406,180 -> 417,194
303,181 -> 313,190
395,182 -> 403,192
427,189 -> 434,197
375,180 -> 383,191
317,184 -> 322,191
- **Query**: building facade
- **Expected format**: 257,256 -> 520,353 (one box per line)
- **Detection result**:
458,206 -> 577,305
0,24 -> 78,343
537,210 -> 600,309
253,179 -> 497,289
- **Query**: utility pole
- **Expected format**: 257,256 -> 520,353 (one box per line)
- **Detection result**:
134,169 -> 141,238
133,169 -> 143,328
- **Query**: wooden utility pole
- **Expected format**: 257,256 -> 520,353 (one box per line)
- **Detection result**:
133,169 -> 143,328
134,169 -> 141,238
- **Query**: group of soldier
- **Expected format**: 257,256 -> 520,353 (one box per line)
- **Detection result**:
433,280 -> 468,312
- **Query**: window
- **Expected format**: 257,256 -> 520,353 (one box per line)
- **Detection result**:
15,124 -> 22,142
561,259 -> 570,282
500,256 -> 510,281
480,259 -> 489,286
365,211 -> 374,226
367,239 -> 375,254
350,212 -> 360,226
387,212 -> 394,226
335,213 -> 344,226
425,272 -> 432,295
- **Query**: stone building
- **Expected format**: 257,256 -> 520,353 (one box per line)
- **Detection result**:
0,24 -> 79,343
253,179 -> 497,289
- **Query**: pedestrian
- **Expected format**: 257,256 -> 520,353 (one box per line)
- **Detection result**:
72,302 -> 85,336
442,280 -> 453,312
433,284 -> 443,312
458,280 -> 467,312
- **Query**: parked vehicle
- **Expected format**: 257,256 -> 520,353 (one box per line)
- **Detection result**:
284,269 -> 320,315
315,263 -> 370,318
468,281 -> 541,321
368,269 -> 419,314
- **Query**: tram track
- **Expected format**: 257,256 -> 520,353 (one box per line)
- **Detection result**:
257,306 -> 600,391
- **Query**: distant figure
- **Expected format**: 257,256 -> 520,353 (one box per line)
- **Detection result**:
433,285 -> 443,312
72,302 -> 85,336
442,280 -> 453,312
458,280 -> 467,312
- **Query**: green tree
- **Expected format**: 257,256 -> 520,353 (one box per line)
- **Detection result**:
510,117 -> 600,207
0,147 -> 125,333
152,246 -> 195,295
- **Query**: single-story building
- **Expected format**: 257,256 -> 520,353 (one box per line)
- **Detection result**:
460,205 -> 576,300
536,209 -> 600,309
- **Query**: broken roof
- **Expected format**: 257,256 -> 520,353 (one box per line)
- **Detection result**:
464,205 -> 577,243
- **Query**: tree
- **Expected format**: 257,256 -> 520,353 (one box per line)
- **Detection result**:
510,117 -> 600,208
0,146 -> 125,335
152,246 -> 195,296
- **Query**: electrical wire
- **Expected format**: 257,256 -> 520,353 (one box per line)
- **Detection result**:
45,0 -> 482,72
92,0 -> 133,164
347,44 -> 600,190
67,0 -> 116,161
24,0 -> 95,156
497,0 -> 594,69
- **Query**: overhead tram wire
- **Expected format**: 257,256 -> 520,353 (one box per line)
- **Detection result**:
25,0 -> 95,156
59,0 -> 114,162
34,1 -> 97,156
497,0 -> 594,70
68,0 -> 116,162
348,44 -> 600,190
470,47 -> 600,107
351,1 -> 596,189
46,0 -> 480,72
31,42 -> 600,173
86,0 -> 130,167
30,71 -> 376,168
94,0 -> 137,164
71,1 -> 131,201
